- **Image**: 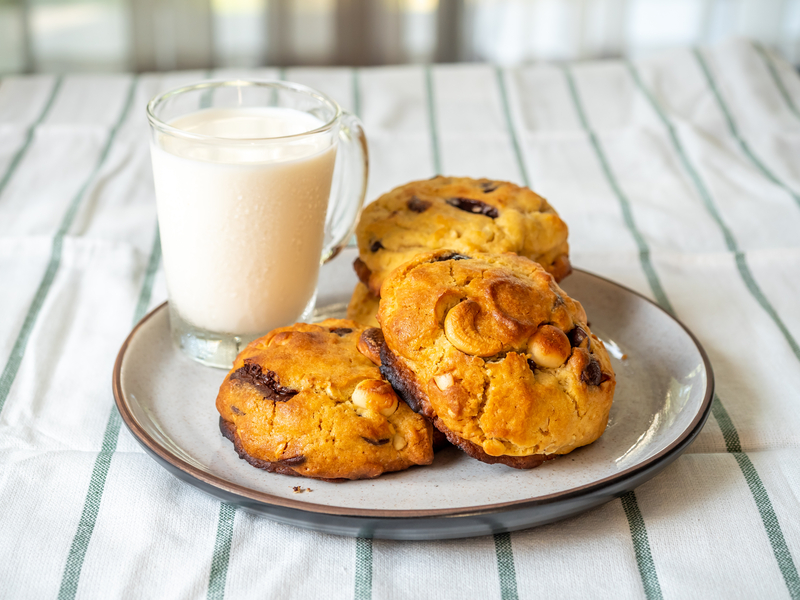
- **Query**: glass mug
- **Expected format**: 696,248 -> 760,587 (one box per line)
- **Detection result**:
146,80 -> 368,368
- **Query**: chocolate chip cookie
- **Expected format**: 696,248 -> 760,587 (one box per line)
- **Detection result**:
355,176 -> 571,297
216,319 -> 434,481
377,250 -> 615,468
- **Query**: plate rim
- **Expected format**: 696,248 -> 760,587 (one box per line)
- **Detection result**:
112,268 -> 715,520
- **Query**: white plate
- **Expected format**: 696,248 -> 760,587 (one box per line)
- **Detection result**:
113,249 -> 713,540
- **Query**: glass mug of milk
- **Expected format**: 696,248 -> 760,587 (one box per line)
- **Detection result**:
146,80 -> 367,368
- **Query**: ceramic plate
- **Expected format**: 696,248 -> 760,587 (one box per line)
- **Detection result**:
113,250 -> 714,540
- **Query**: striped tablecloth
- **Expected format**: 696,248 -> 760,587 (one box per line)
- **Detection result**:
2,37 -> 800,599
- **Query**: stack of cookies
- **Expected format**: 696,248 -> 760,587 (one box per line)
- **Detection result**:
216,176 -> 616,481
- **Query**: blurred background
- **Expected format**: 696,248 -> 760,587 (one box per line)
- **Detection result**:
1,0 -> 799,73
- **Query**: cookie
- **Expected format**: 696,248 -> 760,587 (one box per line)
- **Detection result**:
346,282 -> 381,327
355,176 -> 571,297
355,325 -> 452,453
216,319 -> 434,481
377,250 -> 615,468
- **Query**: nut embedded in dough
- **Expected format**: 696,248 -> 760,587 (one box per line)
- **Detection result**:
352,379 -> 399,417
483,439 -> 506,456
434,373 -> 454,391
528,325 -> 571,368
443,299 -> 503,357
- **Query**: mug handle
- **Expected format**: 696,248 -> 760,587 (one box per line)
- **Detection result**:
321,111 -> 369,263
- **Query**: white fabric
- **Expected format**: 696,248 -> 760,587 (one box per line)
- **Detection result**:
1,37 -> 800,599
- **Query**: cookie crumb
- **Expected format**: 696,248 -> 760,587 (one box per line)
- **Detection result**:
621,353 -> 628,360
292,486 -> 313,493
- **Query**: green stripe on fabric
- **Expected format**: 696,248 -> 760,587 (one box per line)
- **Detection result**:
710,393 -> 742,453
752,42 -> 800,121
353,68 -> 361,118
563,65 -> 667,599
693,48 -> 800,210
626,63 -> 737,250
563,66 -> 674,315
573,55 -> 800,600
426,61 -> 523,600
271,68 -> 286,107
199,69 -> 214,109
57,410 -> 123,600
0,239 -> 62,414
424,65 -> 443,175
347,69 -> 361,249
354,538 -> 373,600
205,68 -> 293,600
628,63 -> 800,365
207,503 -> 237,600
0,77 -> 138,416
133,227 -> 162,324
621,492 -> 663,600
490,68 -> 526,600
493,532 -> 519,600
56,80 -> 137,238
57,225 -> 161,600
0,76 -> 62,198
441,64 -> 530,600
621,62 -> 800,599
734,251 -> 800,362
711,396 -> 800,598
495,67 -> 530,188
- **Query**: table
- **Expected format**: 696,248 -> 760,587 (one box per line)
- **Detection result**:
1,37 -> 799,599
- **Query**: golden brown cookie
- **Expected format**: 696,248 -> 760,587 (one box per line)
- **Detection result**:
377,250 -> 615,469
355,325 -> 451,453
216,319 -> 434,481
346,282 -> 381,327
355,176 -> 571,297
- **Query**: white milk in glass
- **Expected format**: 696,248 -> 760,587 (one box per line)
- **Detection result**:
151,107 -> 337,335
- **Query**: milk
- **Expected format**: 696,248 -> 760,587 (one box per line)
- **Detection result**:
151,107 -> 337,335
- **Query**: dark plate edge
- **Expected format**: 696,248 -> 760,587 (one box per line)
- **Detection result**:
112,268 -> 715,522
132,422 -> 699,540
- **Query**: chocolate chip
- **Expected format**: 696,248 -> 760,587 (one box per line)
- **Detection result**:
407,196 -> 430,213
230,405 -> 245,416
357,328 -> 385,366
568,326 -> 590,349
277,455 -> 306,466
480,181 -> 499,193
353,257 -> 372,286
362,437 -> 390,446
581,358 -> 603,386
380,347 -> 426,415
370,240 -> 384,252
230,361 -> 299,402
330,327 -> 353,336
527,358 -> 537,372
431,252 -> 471,263
446,197 -> 499,219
